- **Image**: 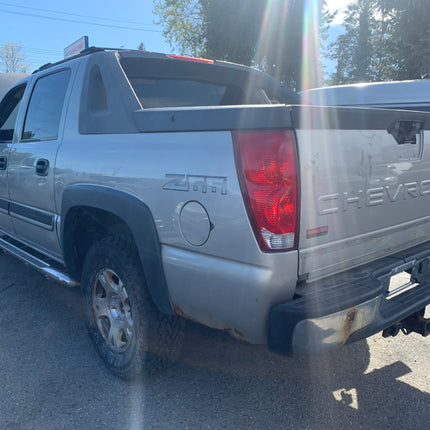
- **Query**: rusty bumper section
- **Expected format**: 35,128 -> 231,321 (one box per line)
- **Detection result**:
268,241 -> 430,355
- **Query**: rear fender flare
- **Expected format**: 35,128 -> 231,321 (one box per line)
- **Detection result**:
60,184 -> 174,315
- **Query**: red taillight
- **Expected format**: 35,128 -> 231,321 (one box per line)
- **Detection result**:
233,130 -> 299,252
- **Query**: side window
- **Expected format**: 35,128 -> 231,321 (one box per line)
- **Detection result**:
0,84 -> 26,142
22,69 -> 71,141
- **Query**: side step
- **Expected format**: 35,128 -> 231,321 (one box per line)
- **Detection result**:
0,236 -> 78,287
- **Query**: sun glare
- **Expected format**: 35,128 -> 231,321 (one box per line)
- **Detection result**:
253,0 -> 324,90
301,0 -> 324,90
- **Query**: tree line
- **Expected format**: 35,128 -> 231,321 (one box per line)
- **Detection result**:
329,0 -> 430,85
3,1 -> 428,88
154,0 -> 430,90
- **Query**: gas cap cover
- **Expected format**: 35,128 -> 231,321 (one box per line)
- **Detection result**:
179,201 -> 211,246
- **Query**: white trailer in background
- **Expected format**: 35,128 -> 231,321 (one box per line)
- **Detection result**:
300,79 -> 430,111
0,73 -> 28,101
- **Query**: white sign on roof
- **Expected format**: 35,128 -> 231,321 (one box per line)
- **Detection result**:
64,36 -> 89,59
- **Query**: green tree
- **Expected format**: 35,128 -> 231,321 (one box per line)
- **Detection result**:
154,0 -> 328,90
329,0 -> 377,84
329,0 -> 430,85
202,0 -> 264,65
377,0 -> 430,80
0,42 -> 30,73
153,0 -> 205,57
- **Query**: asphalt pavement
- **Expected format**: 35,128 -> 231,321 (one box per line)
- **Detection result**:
1,251 -> 430,430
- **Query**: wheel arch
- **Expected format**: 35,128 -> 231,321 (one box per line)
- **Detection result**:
60,184 -> 174,315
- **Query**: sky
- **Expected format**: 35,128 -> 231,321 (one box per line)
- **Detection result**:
327,0 -> 351,24
0,0 -> 350,73
0,0 -> 170,71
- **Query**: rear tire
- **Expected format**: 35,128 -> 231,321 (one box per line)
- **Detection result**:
81,236 -> 184,380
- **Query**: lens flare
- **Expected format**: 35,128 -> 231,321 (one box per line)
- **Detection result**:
301,0 -> 324,92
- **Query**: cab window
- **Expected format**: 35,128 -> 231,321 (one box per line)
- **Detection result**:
21,69 -> 71,141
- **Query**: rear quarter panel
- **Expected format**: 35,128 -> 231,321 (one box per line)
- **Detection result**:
57,87 -> 298,342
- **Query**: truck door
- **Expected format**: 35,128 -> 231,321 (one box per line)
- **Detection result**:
0,83 -> 27,235
7,68 -> 71,261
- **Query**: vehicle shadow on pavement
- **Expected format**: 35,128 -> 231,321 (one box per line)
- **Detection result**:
1,253 -> 430,430
137,321 -> 430,429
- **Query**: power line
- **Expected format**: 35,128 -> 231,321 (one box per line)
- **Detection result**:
0,1 -> 156,27
21,47 -> 63,64
25,47 -> 63,55
26,55 -> 60,61
27,58 -> 58,65
25,53 -> 60,58
0,8 -> 162,32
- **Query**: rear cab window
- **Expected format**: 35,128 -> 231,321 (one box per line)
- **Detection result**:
127,78 -> 228,108
118,54 -> 298,108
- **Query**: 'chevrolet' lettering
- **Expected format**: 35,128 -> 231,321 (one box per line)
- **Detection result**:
318,180 -> 430,215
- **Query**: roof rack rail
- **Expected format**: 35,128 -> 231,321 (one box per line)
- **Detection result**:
32,46 -> 123,74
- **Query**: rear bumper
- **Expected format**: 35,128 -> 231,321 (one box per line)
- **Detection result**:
268,241 -> 430,355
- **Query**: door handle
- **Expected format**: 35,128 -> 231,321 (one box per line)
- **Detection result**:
35,158 -> 50,176
0,156 -> 7,170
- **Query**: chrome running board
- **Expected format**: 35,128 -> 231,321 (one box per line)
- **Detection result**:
0,236 -> 78,287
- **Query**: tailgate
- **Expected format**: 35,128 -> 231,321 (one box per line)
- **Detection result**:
292,105 -> 430,281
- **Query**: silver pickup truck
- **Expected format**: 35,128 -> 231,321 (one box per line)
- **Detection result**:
1,48 -> 430,379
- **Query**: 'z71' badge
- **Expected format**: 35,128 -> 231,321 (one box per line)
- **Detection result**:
163,174 -> 227,195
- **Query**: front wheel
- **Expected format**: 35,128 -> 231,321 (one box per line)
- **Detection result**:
81,236 -> 184,380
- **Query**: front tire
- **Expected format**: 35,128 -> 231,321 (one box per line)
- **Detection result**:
81,236 -> 184,380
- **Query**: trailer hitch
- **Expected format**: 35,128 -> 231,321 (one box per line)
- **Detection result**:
382,323 -> 402,338
401,310 -> 430,337
383,309 -> 430,338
